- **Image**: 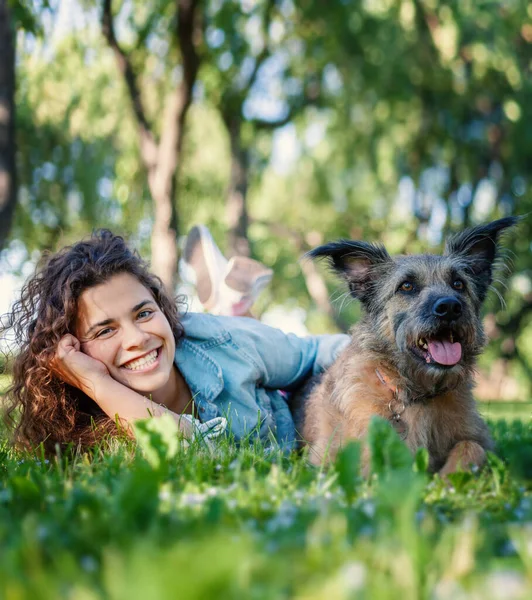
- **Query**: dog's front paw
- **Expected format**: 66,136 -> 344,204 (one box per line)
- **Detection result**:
438,441 -> 486,477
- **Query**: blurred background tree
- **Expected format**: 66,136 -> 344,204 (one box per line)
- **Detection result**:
2,0 -> 532,399
0,0 -> 17,250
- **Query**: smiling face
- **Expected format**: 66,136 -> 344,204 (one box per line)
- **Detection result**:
76,273 -> 177,403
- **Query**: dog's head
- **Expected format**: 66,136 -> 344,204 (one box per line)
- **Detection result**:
310,217 -> 518,394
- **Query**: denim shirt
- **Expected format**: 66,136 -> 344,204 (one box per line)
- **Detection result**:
174,313 -> 350,450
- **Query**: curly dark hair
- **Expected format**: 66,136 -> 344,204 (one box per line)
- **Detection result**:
1,230 -> 185,453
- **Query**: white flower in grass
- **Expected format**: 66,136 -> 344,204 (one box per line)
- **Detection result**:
484,570 -> 526,599
433,580 -> 468,600
340,562 -> 366,591
180,493 -> 208,507
158,487 -> 172,502
266,501 -> 297,532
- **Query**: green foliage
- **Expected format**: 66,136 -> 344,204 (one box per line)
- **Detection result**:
368,415 -> 414,475
335,440 -> 362,502
133,414 -> 181,471
1,417 -> 532,598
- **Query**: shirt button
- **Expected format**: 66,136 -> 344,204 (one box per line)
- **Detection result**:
199,406 -> 205,412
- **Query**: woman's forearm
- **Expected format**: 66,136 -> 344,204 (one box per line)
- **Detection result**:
84,375 -> 194,438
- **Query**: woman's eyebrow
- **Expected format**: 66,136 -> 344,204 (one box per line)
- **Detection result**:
85,300 -> 155,336
132,299 -> 155,312
85,318 -> 114,337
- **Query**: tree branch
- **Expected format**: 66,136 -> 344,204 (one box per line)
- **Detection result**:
101,0 -> 157,169
252,219 -> 350,332
253,111 -> 294,130
244,0 -> 276,91
177,0 -> 202,94
252,94 -> 317,129
0,0 -> 17,250
251,57 -> 325,131
153,0 -> 201,201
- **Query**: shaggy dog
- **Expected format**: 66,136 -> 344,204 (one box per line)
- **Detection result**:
297,217 -> 518,476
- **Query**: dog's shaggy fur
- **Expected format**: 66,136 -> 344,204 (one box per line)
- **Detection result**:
298,217 -> 518,475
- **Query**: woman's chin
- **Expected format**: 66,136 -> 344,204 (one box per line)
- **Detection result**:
115,367 -> 173,396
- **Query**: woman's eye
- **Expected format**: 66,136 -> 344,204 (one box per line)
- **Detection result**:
400,281 -> 414,292
137,309 -> 153,319
452,279 -> 464,291
96,327 -> 113,338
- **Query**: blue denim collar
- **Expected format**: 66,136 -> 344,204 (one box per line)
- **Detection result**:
174,335 -> 228,404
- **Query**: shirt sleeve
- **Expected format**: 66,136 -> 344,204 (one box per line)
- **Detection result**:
231,317 -> 350,391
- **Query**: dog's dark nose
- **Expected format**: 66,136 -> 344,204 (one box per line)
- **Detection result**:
432,297 -> 462,321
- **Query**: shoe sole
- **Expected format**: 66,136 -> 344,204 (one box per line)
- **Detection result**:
224,256 -> 273,295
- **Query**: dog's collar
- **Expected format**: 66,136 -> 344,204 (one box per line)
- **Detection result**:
375,367 -> 458,440
375,368 -> 398,396
375,368 -> 407,440
375,367 -> 458,405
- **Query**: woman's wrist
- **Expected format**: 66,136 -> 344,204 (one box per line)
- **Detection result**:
87,375 -> 195,438
80,371 -> 115,400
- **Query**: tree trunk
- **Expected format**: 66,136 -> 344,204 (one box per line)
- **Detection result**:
148,81 -> 190,291
0,0 -> 17,251
253,219 -> 351,332
225,116 -> 250,257
299,258 -> 350,333
148,0 -> 200,290
102,0 -> 200,291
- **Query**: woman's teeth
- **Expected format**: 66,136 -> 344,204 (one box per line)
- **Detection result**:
123,349 -> 158,371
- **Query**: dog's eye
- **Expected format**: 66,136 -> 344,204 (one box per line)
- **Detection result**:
452,279 -> 464,291
399,281 -> 415,292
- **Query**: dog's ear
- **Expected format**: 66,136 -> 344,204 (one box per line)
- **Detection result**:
444,216 -> 520,301
308,240 -> 391,302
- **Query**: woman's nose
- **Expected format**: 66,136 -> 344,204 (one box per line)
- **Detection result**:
122,323 -> 150,349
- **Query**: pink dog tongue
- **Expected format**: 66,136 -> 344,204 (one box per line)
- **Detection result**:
427,340 -> 462,365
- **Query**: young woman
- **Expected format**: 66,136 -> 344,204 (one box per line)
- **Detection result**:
2,229 -> 349,453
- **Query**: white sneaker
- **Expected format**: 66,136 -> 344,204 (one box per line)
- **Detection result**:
220,256 -> 273,316
183,226 -> 273,316
182,225 -> 228,312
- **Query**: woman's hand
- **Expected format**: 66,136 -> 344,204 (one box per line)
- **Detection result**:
52,334 -> 110,394
52,335 -> 195,439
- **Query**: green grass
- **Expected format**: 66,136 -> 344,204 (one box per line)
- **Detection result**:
479,401 -> 532,423
1,415 -> 532,599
